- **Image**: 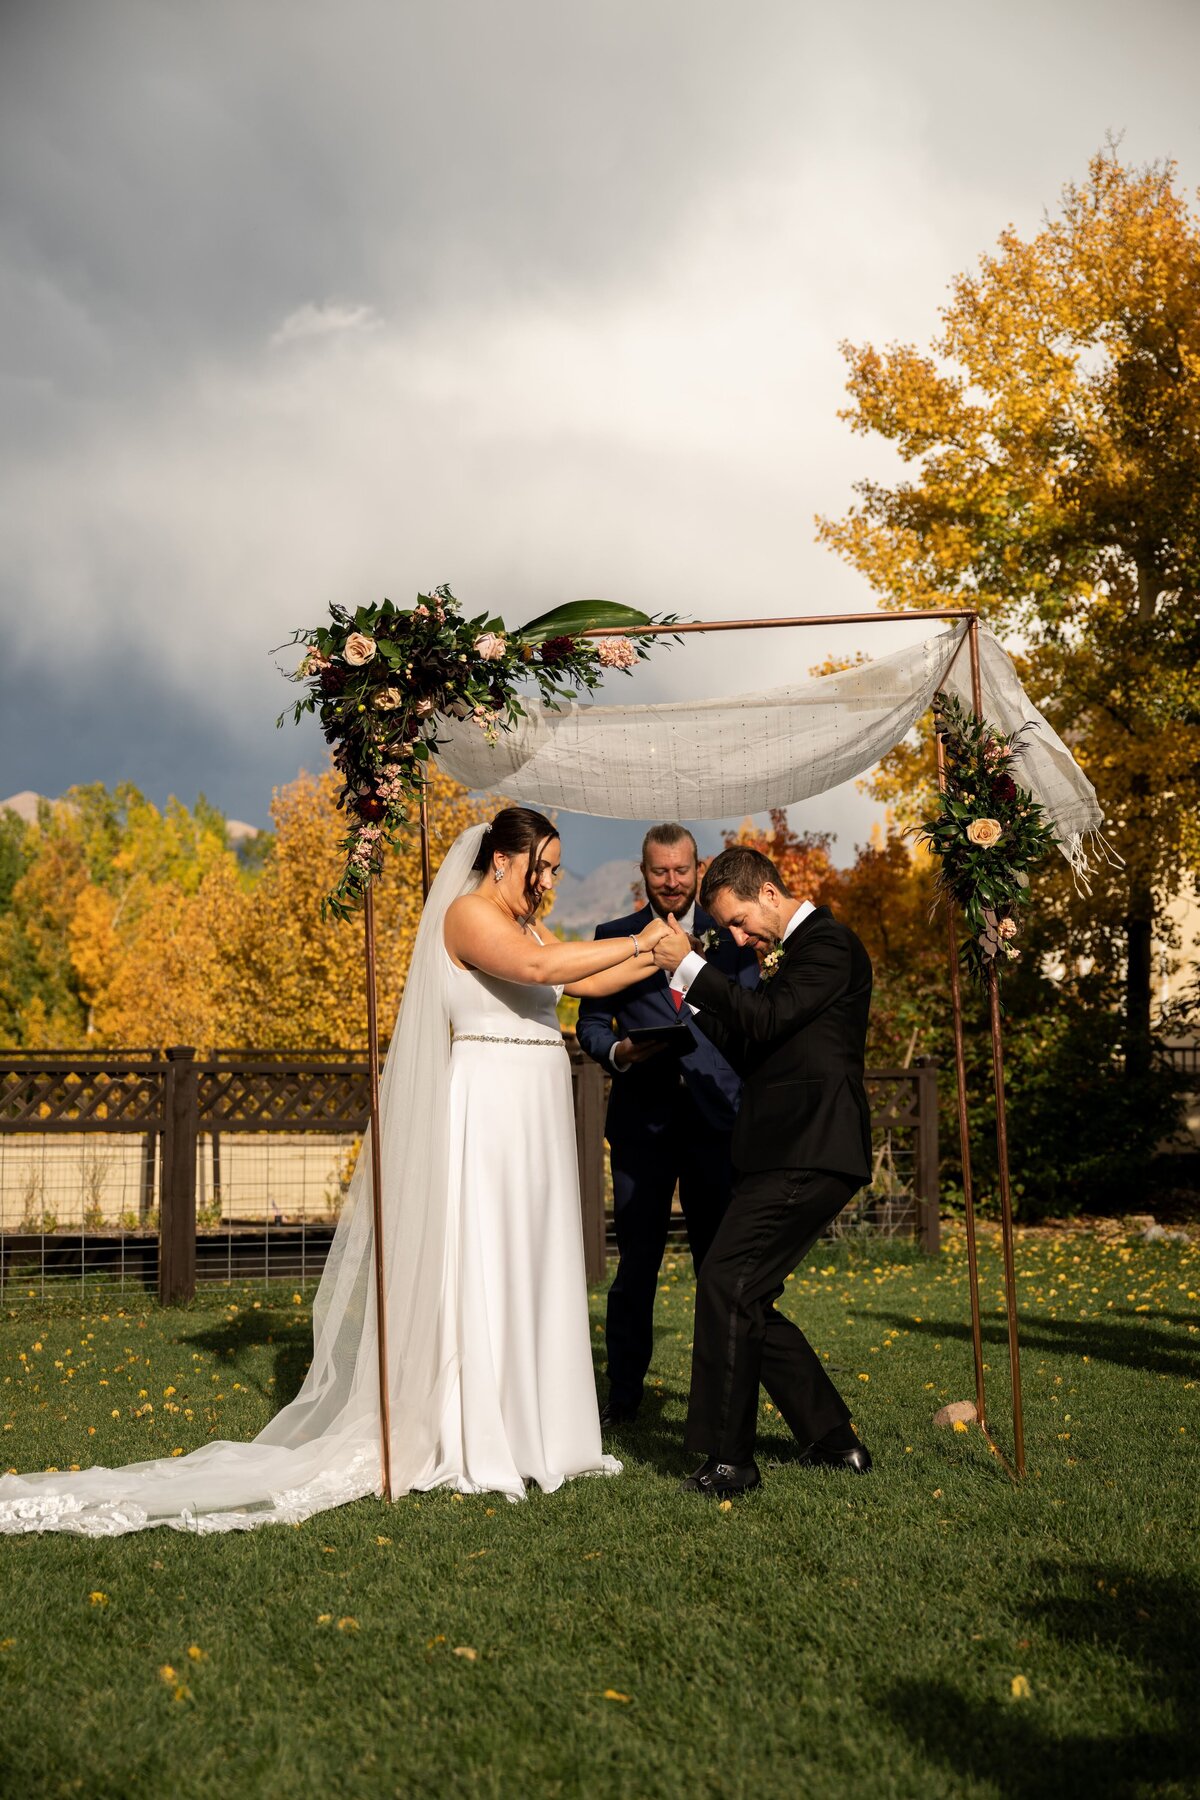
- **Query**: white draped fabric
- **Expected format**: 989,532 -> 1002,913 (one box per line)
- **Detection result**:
434,623 -> 1103,865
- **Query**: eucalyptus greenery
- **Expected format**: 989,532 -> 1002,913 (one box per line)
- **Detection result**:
278,586 -> 675,918
916,692 -> 1059,984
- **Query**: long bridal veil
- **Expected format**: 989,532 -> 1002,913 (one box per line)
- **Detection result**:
0,823 -> 489,1536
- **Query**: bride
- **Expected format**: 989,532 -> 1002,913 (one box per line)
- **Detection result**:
0,807 -> 667,1535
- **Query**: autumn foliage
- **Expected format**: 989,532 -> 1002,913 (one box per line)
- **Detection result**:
817,145 -> 1200,1072
0,768 -> 494,1052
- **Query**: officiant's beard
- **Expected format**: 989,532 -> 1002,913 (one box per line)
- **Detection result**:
646,876 -> 698,921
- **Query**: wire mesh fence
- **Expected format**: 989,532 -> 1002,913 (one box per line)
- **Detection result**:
0,1047 -> 938,1301
0,1126 -> 360,1300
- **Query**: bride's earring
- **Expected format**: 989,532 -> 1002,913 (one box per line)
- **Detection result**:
493,863 -> 505,884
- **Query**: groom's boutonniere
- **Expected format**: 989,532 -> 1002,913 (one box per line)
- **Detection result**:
759,940 -> 786,981
698,927 -> 723,956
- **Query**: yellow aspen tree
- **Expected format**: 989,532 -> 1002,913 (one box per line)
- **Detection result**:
818,146 -> 1200,1072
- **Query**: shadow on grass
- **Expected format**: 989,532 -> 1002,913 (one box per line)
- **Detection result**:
592,1375 -> 817,1480
589,1310 -> 858,1476
873,1308 -> 1200,1380
881,1562 -> 1198,1798
181,1311 -> 312,1407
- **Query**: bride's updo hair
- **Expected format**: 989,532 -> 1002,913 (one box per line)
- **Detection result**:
473,806 -> 560,917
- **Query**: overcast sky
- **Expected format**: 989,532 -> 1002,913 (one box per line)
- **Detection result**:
3,0 -> 1198,870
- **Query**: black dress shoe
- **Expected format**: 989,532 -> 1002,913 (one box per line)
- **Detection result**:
599,1400 -> 639,1429
679,1457 -> 762,1497
677,1456 -> 720,1490
801,1441 -> 873,1475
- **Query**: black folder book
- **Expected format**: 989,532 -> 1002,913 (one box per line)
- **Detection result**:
625,1023 -> 693,1053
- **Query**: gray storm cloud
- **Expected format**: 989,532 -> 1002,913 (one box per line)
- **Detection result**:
2,0 -> 1197,852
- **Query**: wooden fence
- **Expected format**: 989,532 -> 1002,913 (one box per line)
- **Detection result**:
0,1044 -> 938,1299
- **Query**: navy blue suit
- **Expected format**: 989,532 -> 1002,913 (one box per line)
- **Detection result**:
576,904 -> 759,1412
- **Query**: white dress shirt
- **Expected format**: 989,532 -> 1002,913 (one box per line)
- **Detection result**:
609,903 -> 696,1072
669,899 -> 816,1004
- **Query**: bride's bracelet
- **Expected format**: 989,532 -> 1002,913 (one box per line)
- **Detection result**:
629,933 -> 641,958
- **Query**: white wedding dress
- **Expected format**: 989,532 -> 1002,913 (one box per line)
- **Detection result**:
0,824 -> 616,1536
425,943 -> 619,1498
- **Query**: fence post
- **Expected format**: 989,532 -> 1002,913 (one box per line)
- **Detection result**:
915,1056 -> 940,1255
160,1047 -> 199,1304
573,1052 -> 608,1285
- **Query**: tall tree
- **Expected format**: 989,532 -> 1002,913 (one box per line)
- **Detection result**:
818,147 -> 1200,1073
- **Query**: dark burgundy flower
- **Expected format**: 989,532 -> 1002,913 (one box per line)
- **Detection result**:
355,793 -> 387,822
539,635 -> 577,665
994,774 -> 1018,804
319,664 -> 350,698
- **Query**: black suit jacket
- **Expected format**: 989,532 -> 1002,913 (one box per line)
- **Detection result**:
687,906 -> 873,1181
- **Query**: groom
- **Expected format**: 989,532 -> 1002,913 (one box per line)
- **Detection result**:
651,843 -> 874,1497
577,824 -> 758,1427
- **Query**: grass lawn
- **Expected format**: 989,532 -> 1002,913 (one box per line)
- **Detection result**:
1,1224 -> 1197,1800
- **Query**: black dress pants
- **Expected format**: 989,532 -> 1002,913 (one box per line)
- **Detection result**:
684,1165 -> 861,1463
605,1085 -> 733,1411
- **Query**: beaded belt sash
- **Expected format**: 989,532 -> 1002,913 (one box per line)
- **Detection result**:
453,1033 -> 565,1048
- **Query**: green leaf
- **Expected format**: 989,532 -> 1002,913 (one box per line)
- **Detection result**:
516,599 -> 652,644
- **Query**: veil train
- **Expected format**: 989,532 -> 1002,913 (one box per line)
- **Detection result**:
0,824 -> 488,1536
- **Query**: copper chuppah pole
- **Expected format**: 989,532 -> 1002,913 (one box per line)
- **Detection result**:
934,722 -> 988,1432
419,774 -> 432,900
363,884 -> 394,1501
967,617 -> 1026,1479
987,967 -> 1026,1478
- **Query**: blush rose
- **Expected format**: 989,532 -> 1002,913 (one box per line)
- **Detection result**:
966,817 -> 1003,848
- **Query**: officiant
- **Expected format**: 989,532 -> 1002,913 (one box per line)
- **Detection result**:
577,824 -> 759,1428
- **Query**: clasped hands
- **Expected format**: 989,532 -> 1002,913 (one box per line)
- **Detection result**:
612,915 -> 700,1071
634,912 -> 693,974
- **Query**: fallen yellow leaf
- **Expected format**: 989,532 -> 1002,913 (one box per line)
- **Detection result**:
453,1645 -> 478,1662
1011,1674 -> 1032,1699
603,1689 -> 632,1703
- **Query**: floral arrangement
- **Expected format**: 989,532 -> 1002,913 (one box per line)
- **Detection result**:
915,692 -> 1058,983
278,586 -> 674,918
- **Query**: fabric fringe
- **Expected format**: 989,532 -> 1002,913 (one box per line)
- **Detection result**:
1064,828 -> 1124,897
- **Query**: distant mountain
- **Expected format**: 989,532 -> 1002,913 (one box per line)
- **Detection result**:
1,791 -> 261,845
550,859 -> 642,934
0,790 -> 43,825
